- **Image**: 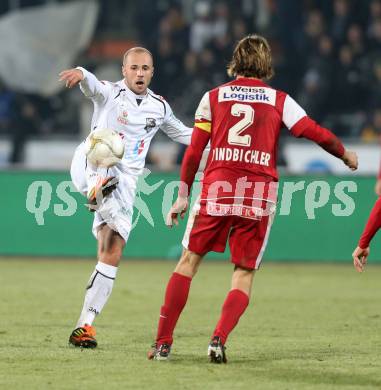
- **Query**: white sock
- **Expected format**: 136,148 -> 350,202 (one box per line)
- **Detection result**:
76,262 -> 118,328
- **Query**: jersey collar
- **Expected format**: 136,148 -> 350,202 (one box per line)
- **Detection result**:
232,77 -> 269,88
117,79 -> 149,100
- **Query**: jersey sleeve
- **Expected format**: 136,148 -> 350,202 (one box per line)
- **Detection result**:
194,92 -> 212,133
178,93 -> 212,197
284,94 -> 345,158
282,95 -> 307,130
76,67 -> 112,103
160,101 -> 193,145
358,197 -> 381,248
179,127 -> 211,197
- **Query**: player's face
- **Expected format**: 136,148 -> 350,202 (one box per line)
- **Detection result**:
122,52 -> 154,95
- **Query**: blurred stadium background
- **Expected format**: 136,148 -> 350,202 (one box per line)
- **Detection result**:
1,0 -> 381,260
2,0 -> 381,168
1,2 -> 381,389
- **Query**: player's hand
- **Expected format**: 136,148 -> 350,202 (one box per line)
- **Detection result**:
352,246 -> 369,272
166,196 -> 188,227
342,150 -> 358,171
59,68 -> 84,88
375,178 -> 381,196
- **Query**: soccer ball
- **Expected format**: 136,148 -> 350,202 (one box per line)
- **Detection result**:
84,128 -> 125,168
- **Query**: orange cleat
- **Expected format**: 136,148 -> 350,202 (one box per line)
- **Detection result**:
68,324 -> 97,348
87,176 -> 118,212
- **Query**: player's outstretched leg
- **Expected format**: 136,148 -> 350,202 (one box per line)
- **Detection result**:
208,267 -> 253,363
69,225 -> 124,348
68,261 -> 117,348
69,324 -> 97,348
148,250 -> 203,360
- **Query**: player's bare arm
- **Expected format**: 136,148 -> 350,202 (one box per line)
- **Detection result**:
375,161 -> 381,195
341,150 -> 358,171
352,246 -> 369,272
59,68 -> 84,88
375,179 -> 381,196
166,196 -> 188,227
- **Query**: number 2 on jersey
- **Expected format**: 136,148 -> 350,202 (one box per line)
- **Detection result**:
227,103 -> 254,147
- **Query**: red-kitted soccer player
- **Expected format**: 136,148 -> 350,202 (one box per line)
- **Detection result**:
149,34 -> 358,363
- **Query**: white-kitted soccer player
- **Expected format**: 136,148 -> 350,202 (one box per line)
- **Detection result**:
59,47 -> 193,348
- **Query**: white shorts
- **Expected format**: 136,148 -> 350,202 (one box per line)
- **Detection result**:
70,143 -> 138,242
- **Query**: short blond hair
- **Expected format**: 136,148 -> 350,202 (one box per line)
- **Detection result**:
123,47 -> 153,65
227,35 -> 274,79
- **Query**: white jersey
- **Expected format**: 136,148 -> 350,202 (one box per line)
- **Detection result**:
71,67 -> 194,242
77,67 -> 192,174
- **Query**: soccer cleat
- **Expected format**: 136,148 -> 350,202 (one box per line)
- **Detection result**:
147,342 -> 171,361
68,324 -> 97,348
87,176 -> 118,212
208,336 -> 227,364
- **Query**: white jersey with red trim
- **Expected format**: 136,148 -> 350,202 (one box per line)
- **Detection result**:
70,67 -> 193,243
77,67 -> 192,174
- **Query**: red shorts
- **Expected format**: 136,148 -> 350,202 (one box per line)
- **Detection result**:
182,200 -> 274,270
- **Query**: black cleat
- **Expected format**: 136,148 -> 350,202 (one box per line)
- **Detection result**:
147,342 -> 171,361
208,336 -> 227,364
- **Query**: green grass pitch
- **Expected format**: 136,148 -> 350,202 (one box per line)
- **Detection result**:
1,258 -> 381,390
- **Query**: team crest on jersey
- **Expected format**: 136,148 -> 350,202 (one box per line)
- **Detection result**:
117,116 -> 128,125
117,101 -> 128,125
144,118 -> 156,132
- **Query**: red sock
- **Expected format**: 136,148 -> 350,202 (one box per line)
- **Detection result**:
213,289 -> 249,345
156,272 -> 192,345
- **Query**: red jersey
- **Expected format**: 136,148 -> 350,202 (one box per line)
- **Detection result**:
195,78 -> 306,204
202,78 -> 295,182
179,77 -> 344,210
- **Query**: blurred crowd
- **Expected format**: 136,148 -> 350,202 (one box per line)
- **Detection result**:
1,0 -> 381,165
144,0 -> 381,142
